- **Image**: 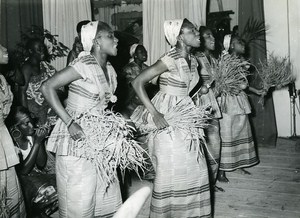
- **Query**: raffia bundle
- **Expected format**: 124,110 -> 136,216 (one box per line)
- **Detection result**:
212,54 -> 251,96
257,54 -> 295,104
51,110 -> 148,187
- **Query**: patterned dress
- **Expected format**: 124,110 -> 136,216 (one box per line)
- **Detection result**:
47,55 -> 122,218
26,61 -> 59,127
131,48 -> 211,218
0,74 -> 26,218
122,61 -> 148,115
218,90 -> 259,171
195,52 -> 221,184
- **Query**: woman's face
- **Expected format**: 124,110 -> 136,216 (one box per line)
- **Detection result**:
30,41 -> 46,61
0,44 -> 9,64
232,41 -> 245,55
95,29 -> 119,56
202,29 -> 215,51
16,113 -> 35,136
134,45 -> 147,62
180,22 -> 201,48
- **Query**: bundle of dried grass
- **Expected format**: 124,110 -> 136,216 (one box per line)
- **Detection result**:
257,54 -> 295,104
51,110 -> 148,187
212,54 -> 251,96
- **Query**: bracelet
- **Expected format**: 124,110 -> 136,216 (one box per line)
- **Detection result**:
66,119 -> 74,128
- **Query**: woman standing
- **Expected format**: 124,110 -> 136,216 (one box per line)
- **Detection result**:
131,19 -> 211,217
218,36 -> 260,182
20,38 -> 60,129
194,27 -> 222,189
41,21 -> 122,217
0,44 -> 26,218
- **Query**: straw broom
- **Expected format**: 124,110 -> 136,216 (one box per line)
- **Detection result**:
212,54 -> 251,96
257,54 -> 295,105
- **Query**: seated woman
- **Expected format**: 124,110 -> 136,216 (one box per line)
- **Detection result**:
9,106 -> 57,217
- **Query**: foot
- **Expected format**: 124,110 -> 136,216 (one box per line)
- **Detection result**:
235,168 -> 251,175
217,171 -> 229,183
214,185 -> 225,192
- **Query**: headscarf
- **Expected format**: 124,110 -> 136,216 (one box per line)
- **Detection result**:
79,21 -> 99,57
223,34 -> 232,53
129,43 -> 139,62
164,19 -> 184,47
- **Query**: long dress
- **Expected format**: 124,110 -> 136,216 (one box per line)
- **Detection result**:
131,48 -> 211,218
0,74 -> 26,218
195,52 -> 222,184
218,91 -> 259,171
47,55 -> 122,218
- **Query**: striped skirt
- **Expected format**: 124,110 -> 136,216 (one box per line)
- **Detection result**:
0,167 -> 26,218
148,128 -> 211,218
219,113 -> 259,171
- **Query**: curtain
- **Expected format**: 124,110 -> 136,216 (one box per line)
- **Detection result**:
0,0 -> 43,50
42,0 -> 92,71
239,0 -> 277,146
264,0 -> 300,137
143,0 -> 207,65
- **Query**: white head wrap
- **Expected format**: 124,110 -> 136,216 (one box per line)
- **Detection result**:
223,34 -> 232,52
79,21 -> 99,57
164,19 -> 184,47
129,43 -> 139,63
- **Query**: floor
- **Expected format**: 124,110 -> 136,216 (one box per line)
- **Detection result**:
128,138 -> 300,218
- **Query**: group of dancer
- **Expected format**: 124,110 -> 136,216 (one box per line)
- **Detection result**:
0,18 -> 262,218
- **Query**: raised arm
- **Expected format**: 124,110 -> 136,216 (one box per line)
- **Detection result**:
40,66 -> 85,140
131,60 -> 168,129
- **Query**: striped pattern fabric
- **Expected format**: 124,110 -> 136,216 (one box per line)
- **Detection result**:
47,54 -> 117,156
0,167 -> 26,218
195,52 -> 221,119
195,52 -> 222,185
131,48 -> 211,217
219,113 -> 259,171
47,55 -> 120,217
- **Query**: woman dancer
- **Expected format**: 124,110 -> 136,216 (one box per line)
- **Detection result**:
194,27 -> 222,190
41,21 -> 122,217
218,36 -> 260,182
0,44 -> 26,218
131,19 -> 211,218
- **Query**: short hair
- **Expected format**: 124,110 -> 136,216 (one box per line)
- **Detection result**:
25,38 -> 43,51
76,20 -> 91,34
199,26 -> 212,51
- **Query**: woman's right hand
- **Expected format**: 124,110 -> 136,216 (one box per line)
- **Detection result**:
68,122 -> 86,141
35,128 -> 48,144
152,111 -> 169,130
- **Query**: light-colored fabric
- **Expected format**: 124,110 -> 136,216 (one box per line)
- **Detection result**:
47,54 -> 117,156
219,113 -> 259,171
218,91 -> 252,115
143,0 -> 207,65
0,75 -> 19,170
56,155 -> 122,218
80,21 -> 98,56
129,43 -> 139,57
131,48 -> 211,217
223,34 -> 231,52
163,19 -> 184,47
195,52 -> 222,118
42,0 -> 92,71
0,167 -> 26,218
203,118 -> 221,185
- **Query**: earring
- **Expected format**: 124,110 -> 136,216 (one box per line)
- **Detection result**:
11,128 -> 22,140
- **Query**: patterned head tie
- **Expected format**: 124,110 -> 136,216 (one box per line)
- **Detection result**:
164,19 -> 184,47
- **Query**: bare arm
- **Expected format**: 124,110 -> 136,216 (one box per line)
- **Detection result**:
131,60 -> 169,129
40,66 -> 85,140
19,64 -> 32,108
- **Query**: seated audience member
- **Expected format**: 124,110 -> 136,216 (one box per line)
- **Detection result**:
9,106 -> 57,217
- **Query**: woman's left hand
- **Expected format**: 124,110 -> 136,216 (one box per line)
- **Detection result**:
35,127 -> 48,144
